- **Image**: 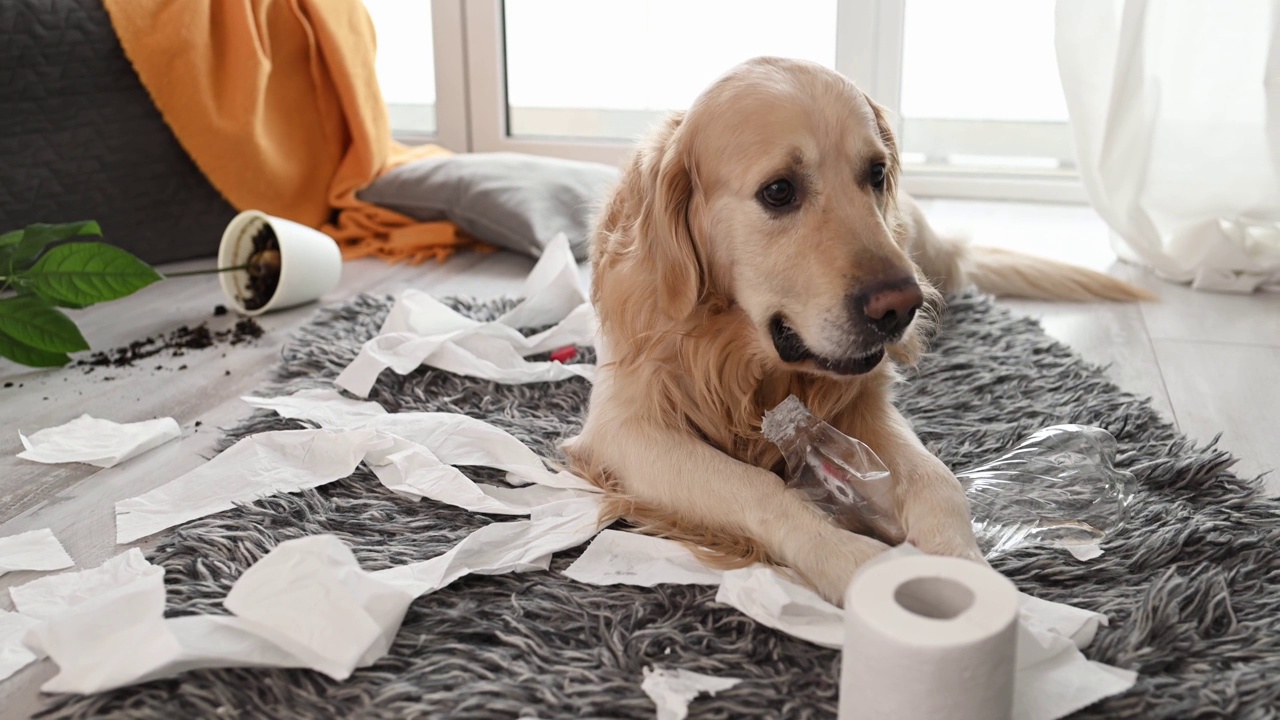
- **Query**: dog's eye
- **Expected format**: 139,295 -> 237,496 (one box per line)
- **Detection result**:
759,179 -> 797,209
869,163 -> 887,191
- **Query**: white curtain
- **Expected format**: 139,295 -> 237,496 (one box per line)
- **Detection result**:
1055,0 -> 1280,293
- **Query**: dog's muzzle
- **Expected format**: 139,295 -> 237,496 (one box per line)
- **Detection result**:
769,316 -> 885,376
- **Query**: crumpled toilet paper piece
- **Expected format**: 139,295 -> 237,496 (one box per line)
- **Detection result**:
564,530 -> 725,587
641,666 -> 742,720
365,435 -> 587,514
18,415 -> 181,468
0,548 -> 162,683
490,232 -> 591,331
372,496 -> 604,595
0,528 -> 74,577
243,391 -> 597,493
27,495 -> 604,694
1012,616 -> 1138,720
114,428 -> 388,544
113,400 -> 598,545
335,234 -> 598,397
563,532 -> 1135,720
241,388 -> 389,429
10,548 -> 162,621
0,611 -> 41,683
716,565 -> 842,648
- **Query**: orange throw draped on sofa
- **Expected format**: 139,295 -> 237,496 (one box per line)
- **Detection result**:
103,0 -> 472,264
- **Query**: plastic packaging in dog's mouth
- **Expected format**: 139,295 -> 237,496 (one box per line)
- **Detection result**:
763,395 -> 1137,558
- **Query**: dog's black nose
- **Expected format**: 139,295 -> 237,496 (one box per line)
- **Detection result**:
856,279 -> 923,338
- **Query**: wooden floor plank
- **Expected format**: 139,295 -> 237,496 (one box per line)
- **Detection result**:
1152,339 -> 1280,490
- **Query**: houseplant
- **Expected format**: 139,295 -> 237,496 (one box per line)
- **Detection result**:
0,220 -> 286,368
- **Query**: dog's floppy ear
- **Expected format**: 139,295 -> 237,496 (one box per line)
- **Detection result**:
633,112 -> 703,320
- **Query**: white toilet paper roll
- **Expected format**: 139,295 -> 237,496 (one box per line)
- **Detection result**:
839,555 -> 1019,720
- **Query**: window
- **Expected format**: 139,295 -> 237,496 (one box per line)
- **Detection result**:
377,0 -> 1085,201
897,0 -> 1074,175
502,0 -> 838,140
365,0 -> 436,136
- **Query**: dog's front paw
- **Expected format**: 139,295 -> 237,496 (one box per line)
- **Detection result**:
907,523 -> 986,565
800,529 -> 890,606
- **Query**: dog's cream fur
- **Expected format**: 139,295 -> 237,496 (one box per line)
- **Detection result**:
563,57 -> 1152,605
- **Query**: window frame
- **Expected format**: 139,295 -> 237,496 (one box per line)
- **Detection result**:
384,0 -> 470,152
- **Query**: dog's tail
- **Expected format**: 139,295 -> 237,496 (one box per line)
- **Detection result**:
962,246 -> 1156,302
901,198 -> 1155,303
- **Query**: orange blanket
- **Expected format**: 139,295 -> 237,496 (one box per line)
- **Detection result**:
104,0 -> 470,264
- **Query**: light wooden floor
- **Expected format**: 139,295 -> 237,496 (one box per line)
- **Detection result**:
917,199 -> 1280,486
1,199 -> 1276,716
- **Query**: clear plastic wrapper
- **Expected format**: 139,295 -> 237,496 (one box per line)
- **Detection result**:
762,396 -> 1137,559
762,396 -> 905,542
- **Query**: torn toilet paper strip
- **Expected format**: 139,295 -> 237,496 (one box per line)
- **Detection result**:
0,611 -> 41,683
365,435 -> 587,515
0,528 -> 74,577
240,388 -> 389,429
641,666 -> 742,720
114,428 -> 387,544
10,548 -> 162,621
335,235 -> 597,397
0,548 -> 162,683
243,390 -> 597,492
383,233 -> 587,338
335,296 -> 597,395
1013,619 -> 1138,720
371,496 -> 604,596
18,415 -> 181,468
563,530 -> 725,587
564,532 -> 1136,720
114,407 -> 596,544
27,496 -> 604,694
492,232 -> 590,330
717,564 -> 842,648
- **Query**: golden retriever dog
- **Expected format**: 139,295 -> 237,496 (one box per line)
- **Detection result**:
564,57 -> 1152,605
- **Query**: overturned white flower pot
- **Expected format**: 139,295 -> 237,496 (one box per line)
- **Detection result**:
218,210 -> 342,316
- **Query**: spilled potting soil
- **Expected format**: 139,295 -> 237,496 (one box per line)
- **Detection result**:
75,309 -> 264,373
242,225 -> 281,311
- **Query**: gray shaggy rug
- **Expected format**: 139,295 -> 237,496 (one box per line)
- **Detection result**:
36,293 -> 1280,720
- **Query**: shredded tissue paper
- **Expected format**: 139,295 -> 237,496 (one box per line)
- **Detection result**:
0,528 -> 73,577
0,549 -> 158,683
335,233 -> 598,396
115,390 -> 600,545
641,666 -> 742,720
564,531 -> 1136,720
18,415 -> 181,468
24,499 -> 603,694
2,245 -> 1136,720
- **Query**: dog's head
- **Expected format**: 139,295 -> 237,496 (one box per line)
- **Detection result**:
632,56 -> 933,377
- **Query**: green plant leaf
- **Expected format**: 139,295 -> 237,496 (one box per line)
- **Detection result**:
0,295 -> 89,353
10,220 -> 103,269
0,327 -> 70,367
23,242 -> 162,307
0,229 -> 20,274
30,288 -> 92,310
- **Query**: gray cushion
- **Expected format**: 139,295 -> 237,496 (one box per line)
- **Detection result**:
358,152 -> 618,261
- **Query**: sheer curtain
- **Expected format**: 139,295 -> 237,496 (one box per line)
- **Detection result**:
1055,0 -> 1280,292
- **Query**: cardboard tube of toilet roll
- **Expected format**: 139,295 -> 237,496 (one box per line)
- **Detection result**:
839,555 -> 1019,720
